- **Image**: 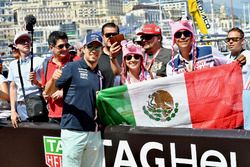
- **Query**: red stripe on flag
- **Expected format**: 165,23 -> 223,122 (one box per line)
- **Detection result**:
185,62 -> 243,129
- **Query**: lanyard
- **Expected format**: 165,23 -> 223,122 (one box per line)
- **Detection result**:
144,49 -> 161,70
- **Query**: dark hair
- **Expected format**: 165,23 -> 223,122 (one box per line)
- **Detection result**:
101,22 -> 119,35
228,27 -> 244,38
48,31 -> 68,46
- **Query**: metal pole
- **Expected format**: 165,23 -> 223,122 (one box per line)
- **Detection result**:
230,0 -> 234,28
210,0 -> 214,34
159,0 -> 162,29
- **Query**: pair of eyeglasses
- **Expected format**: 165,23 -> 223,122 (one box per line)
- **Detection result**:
86,44 -> 102,51
225,37 -> 242,43
16,39 -> 31,45
140,35 -> 156,41
104,33 -> 118,38
56,43 -> 71,49
174,30 -> 192,38
126,54 -> 140,61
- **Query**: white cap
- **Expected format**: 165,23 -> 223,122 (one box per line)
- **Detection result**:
14,31 -> 31,45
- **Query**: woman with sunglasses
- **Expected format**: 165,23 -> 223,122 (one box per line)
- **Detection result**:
120,40 -> 153,84
166,19 -> 228,76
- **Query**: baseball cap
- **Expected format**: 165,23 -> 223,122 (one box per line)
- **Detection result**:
69,46 -> 77,54
137,24 -> 162,35
8,43 -> 16,49
83,33 -> 103,46
14,31 -> 31,45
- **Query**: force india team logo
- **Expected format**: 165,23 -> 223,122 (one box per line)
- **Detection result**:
43,136 -> 62,167
143,90 -> 179,121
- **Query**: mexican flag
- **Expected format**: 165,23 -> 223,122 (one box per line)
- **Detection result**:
97,63 -> 243,129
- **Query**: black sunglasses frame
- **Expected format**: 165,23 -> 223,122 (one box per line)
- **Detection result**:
86,44 -> 102,51
225,37 -> 243,43
126,55 -> 141,61
56,43 -> 71,49
140,35 -> 157,41
174,31 -> 192,38
104,33 -> 119,38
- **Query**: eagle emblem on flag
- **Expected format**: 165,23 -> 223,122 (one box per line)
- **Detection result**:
143,90 -> 179,121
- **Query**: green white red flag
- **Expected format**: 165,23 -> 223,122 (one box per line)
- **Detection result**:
97,62 -> 243,129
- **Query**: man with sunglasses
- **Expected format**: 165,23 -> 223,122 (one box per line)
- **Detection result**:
99,22 -> 123,88
42,31 -> 71,124
137,23 -> 172,78
167,19 -> 230,76
7,31 -> 45,128
44,33 -> 104,167
226,27 -> 249,87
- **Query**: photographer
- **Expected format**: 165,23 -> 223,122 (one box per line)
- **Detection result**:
7,31 -> 45,128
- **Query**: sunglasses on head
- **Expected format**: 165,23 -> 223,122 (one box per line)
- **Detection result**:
86,44 -> 102,51
140,35 -> 156,41
56,43 -> 71,49
126,54 -> 141,61
104,33 -> 118,38
174,30 -> 192,38
225,37 -> 242,43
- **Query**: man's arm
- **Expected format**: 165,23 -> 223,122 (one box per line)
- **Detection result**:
109,42 -> 122,75
44,68 -> 62,96
9,81 -> 20,128
0,81 -> 9,101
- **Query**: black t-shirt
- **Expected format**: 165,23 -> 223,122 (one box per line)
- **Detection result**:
98,52 -> 122,89
147,47 -> 172,77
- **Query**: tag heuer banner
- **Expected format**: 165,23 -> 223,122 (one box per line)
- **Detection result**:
97,63 -> 243,129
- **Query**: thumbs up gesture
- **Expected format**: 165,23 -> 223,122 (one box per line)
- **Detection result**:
52,65 -> 63,80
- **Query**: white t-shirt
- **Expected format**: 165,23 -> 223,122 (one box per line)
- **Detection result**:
226,50 -> 250,88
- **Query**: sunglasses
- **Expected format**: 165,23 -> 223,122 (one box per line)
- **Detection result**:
104,33 -> 118,38
16,39 -> 31,45
225,37 -> 242,43
140,35 -> 156,41
86,44 -> 102,51
174,31 -> 192,38
126,54 -> 141,61
56,43 -> 71,49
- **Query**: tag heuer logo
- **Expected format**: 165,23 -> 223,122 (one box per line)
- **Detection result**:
143,90 -> 179,121
43,136 -> 62,167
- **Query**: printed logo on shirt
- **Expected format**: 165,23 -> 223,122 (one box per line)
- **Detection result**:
79,68 -> 88,80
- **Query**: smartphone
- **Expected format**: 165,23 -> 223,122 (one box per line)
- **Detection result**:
109,34 -> 125,45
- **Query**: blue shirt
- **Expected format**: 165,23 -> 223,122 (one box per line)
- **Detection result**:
7,54 -> 44,101
56,59 -> 103,131
167,46 -> 227,76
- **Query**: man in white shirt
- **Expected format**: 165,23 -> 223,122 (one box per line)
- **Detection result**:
8,31 -> 44,128
226,27 -> 249,88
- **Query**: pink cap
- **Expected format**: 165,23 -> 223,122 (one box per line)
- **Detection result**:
169,20 -> 194,44
121,40 -> 144,58
137,23 -> 161,35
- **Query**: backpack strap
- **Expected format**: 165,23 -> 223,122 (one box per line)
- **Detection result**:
42,57 -> 51,84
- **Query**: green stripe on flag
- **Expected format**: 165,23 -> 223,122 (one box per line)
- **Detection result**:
97,85 -> 136,126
